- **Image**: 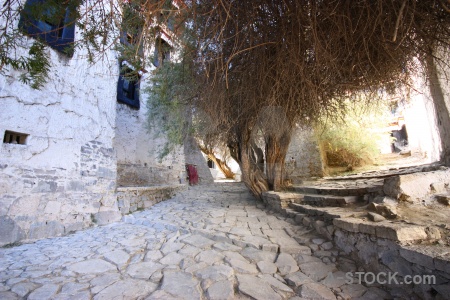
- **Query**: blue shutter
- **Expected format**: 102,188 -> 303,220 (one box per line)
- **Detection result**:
19,0 -> 76,57
117,74 -> 140,109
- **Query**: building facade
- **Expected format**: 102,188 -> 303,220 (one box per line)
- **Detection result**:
0,0 -> 192,246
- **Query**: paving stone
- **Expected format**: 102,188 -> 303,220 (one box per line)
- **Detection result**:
10,282 -> 38,297
178,245 -> 201,257
213,242 -> 242,252
223,251 -> 249,262
194,265 -> 234,281
67,259 -> 116,274
257,261 -> 278,274
0,291 -> 19,299
60,282 -> 89,295
160,271 -> 201,299
236,274 -> 282,300
206,280 -> 234,300
225,258 -> 258,274
260,274 -> 294,294
185,262 -> 209,274
196,250 -> 225,264
103,250 -> 130,267
320,271 -> 347,288
161,242 -> 185,255
298,282 -> 337,300
299,261 -> 336,281
93,279 -> 157,300
241,235 -> 272,249
160,252 -> 184,265
127,261 -> 163,279
284,272 -> 314,287
145,250 -> 164,261
262,244 -> 279,252
53,290 -> 91,300
182,235 -> 215,249
275,253 -> 300,275
241,247 -> 277,263
340,284 -> 367,298
27,284 -> 59,300
90,273 -> 120,294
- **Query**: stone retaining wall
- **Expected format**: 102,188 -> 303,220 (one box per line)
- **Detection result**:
117,185 -> 186,215
262,193 -> 450,299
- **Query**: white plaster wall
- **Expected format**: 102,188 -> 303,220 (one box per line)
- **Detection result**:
114,40 -> 186,187
0,1 -> 120,246
404,73 -> 442,162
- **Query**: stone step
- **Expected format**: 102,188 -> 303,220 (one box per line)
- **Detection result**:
302,194 -> 361,207
288,185 -> 382,197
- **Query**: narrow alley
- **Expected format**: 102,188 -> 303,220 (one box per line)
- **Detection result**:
0,183 -> 390,300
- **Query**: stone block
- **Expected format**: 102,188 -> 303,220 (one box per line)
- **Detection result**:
94,211 -> 121,226
434,256 -> 450,274
375,224 -> 427,242
333,218 -> 360,233
399,248 -> 435,270
29,221 -> 64,239
358,221 -> 377,235
44,201 -> 61,214
384,169 -> 450,203
0,216 -> 25,246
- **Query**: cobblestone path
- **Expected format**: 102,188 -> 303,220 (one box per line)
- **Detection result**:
0,183 -> 389,299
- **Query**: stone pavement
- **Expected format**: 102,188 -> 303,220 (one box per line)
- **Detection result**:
0,183 -> 390,300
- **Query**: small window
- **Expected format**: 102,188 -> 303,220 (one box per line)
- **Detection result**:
117,65 -> 140,109
3,131 -> 29,145
19,0 -> 79,57
153,38 -> 172,67
207,159 -> 215,169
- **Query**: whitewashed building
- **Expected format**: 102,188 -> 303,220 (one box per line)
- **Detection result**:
0,0 -> 205,246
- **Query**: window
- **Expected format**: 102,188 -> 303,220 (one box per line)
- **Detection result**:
117,64 -> 140,109
207,159 -> 215,169
3,131 -> 28,145
153,38 -> 172,67
19,0 -> 78,57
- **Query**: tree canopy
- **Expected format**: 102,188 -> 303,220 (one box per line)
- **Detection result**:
2,0 -> 450,197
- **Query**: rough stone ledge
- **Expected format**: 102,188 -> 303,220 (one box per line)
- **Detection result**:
116,184 -> 186,192
400,245 -> 450,272
117,184 -> 187,215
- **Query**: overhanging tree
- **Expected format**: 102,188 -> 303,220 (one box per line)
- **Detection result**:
2,0 -> 450,198
180,0 -> 450,199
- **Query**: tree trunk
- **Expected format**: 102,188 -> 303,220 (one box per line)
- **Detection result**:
265,129 -> 292,191
427,53 -> 450,166
240,142 -> 269,200
199,146 -> 235,178
229,134 -> 269,200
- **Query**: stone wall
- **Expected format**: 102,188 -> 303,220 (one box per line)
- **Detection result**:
286,127 -> 324,183
117,185 -> 186,215
264,192 -> 450,299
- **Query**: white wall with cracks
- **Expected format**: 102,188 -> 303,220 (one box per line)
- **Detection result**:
0,1 -> 186,246
0,39 -> 121,245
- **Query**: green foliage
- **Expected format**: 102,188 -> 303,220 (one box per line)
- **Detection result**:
19,42 -> 51,89
316,97 -> 392,167
145,58 -> 196,160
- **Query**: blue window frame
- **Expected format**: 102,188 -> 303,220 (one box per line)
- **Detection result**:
19,0 -> 77,57
117,66 -> 140,109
